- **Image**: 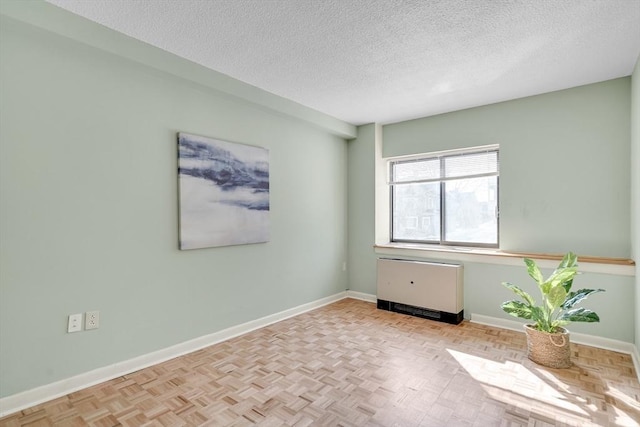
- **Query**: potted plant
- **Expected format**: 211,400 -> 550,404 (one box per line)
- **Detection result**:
501,252 -> 604,368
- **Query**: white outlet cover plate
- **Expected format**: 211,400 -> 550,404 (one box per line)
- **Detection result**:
85,310 -> 99,330
68,313 -> 82,333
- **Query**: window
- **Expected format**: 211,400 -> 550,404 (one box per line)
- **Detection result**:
390,146 -> 499,247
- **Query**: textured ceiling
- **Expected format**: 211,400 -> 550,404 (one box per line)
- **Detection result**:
45,0 -> 640,126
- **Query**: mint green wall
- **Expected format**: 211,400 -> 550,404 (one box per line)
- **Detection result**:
0,13 -> 348,397
347,124 -> 377,293
347,79 -> 635,342
1,0 -> 637,403
384,79 -> 631,258
466,262 -> 632,341
631,56 -> 640,351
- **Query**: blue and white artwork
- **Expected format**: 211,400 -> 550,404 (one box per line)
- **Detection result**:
178,132 -> 269,250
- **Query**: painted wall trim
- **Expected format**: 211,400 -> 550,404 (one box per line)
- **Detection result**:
471,313 -> 640,383
0,1 -> 356,139
2,291 -> 636,416
0,292 -> 347,418
374,246 -> 635,276
346,290 -> 377,303
321,291 -> 640,381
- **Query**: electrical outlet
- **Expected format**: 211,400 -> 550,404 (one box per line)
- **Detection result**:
68,313 -> 82,333
85,310 -> 99,330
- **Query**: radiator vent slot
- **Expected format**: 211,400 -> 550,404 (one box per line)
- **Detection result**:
393,302 -> 441,319
376,258 -> 463,325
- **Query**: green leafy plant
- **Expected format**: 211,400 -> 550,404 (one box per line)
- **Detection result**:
501,252 -> 605,333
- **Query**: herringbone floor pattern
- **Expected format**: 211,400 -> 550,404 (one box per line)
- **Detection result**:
1,298 -> 639,426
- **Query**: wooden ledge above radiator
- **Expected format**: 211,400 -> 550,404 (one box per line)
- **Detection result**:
374,244 -> 635,266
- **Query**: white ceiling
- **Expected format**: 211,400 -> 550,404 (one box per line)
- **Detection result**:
45,0 -> 640,126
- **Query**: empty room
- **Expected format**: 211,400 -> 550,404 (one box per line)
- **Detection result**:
1,0 -> 639,426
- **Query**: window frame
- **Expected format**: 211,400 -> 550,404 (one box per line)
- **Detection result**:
389,145 -> 499,248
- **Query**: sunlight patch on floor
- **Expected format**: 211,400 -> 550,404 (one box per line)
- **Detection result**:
447,349 -> 591,420
606,386 -> 640,426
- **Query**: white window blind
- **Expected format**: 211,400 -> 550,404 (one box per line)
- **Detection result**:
390,149 -> 498,184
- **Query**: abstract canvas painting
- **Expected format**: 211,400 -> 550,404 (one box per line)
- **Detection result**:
178,132 -> 269,250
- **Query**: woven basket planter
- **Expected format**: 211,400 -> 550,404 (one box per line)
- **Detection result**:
524,324 -> 571,369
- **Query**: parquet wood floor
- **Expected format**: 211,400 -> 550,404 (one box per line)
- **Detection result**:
2,298 -> 639,426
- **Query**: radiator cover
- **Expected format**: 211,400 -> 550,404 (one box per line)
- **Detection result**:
376,258 -> 463,325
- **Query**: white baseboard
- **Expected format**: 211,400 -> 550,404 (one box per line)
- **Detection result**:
3,296 -> 636,417
471,313 -> 640,382
631,346 -> 640,381
346,290 -> 377,303
340,296 -> 640,381
0,291 -> 347,418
